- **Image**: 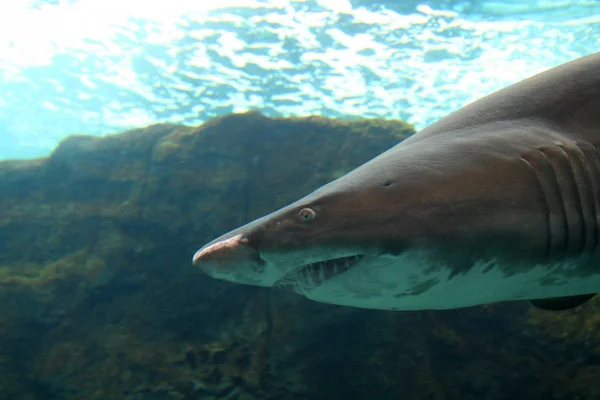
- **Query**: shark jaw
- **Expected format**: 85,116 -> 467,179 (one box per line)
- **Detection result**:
274,254 -> 365,290
193,233 -> 369,290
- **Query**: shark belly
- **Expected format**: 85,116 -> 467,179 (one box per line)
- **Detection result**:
302,251 -> 600,310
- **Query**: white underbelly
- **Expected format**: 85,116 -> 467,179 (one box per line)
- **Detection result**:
303,251 -> 600,311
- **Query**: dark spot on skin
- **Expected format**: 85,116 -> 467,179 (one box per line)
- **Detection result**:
539,276 -> 567,287
383,181 -> 392,187
482,261 -> 497,274
545,260 -> 598,280
394,278 -> 439,298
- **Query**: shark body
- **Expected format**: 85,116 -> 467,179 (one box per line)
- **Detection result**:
193,52 -> 600,311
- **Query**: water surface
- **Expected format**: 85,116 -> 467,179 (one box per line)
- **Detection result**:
1,0 -> 599,159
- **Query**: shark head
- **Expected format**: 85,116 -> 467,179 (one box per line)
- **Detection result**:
192,191 -> 381,289
193,123 -> 553,310
194,53 -> 600,311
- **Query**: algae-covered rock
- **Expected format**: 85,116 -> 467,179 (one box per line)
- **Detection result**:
1,110 -> 599,400
0,111 -> 413,399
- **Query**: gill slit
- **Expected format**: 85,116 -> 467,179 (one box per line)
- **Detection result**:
522,142 -> 600,259
555,144 -> 585,255
582,142 -> 600,254
562,142 -> 597,255
520,152 -> 553,258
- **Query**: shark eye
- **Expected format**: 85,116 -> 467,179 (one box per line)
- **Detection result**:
297,207 -> 316,223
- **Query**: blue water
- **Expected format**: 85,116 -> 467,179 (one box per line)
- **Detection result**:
0,0 -> 599,160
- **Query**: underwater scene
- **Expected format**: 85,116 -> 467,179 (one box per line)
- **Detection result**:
1,0 -> 600,399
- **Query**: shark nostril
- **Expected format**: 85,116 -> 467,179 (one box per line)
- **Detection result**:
383,181 -> 392,187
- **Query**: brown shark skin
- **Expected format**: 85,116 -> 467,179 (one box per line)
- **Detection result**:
193,52 -> 600,305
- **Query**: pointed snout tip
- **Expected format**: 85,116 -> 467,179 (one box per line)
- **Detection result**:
192,248 -> 204,266
192,234 -> 245,266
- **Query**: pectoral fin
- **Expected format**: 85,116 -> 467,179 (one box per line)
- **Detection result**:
529,294 -> 596,311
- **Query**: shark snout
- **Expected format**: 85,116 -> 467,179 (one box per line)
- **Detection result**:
193,234 -> 247,270
193,234 -> 268,285
193,234 -> 243,265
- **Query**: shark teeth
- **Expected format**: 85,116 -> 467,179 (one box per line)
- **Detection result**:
276,255 -> 364,293
303,255 -> 363,281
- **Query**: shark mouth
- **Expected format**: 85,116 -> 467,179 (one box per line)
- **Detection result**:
276,255 -> 364,291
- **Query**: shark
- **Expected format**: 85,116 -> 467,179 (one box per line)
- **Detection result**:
192,52 -> 600,311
